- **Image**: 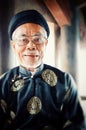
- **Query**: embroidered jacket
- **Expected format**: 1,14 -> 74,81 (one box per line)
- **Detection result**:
0,64 -> 85,130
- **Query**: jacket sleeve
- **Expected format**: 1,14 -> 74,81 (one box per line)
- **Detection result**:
62,73 -> 86,130
0,74 -> 7,129
0,104 -> 6,129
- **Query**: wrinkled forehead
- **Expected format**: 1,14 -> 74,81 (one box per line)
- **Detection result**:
12,23 -> 47,39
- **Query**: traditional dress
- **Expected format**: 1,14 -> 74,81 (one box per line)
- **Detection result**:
0,64 -> 85,130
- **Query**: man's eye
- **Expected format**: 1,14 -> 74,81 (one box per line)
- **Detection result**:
22,39 -> 29,43
33,38 -> 41,43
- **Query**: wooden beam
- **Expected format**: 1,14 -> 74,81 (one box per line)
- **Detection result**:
74,0 -> 86,7
77,2 -> 86,9
44,0 -> 71,27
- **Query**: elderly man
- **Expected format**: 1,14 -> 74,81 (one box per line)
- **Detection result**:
0,10 -> 86,130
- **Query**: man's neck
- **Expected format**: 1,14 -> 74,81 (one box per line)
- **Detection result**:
21,63 -> 43,75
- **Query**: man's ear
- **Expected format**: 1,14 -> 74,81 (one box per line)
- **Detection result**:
10,40 -> 16,52
45,39 -> 48,46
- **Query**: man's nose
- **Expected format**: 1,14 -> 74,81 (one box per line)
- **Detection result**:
26,40 -> 36,50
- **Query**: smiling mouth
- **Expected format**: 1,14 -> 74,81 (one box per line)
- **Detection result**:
24,54 -> 39,57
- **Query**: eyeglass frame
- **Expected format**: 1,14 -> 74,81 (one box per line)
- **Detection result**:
12,34 -> 47,46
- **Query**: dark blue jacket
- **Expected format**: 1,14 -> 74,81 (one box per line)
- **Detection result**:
0,64 -> 85,130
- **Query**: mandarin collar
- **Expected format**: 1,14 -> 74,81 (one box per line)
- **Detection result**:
19,64 -> 44,77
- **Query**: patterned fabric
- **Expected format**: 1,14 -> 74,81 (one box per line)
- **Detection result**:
0,64 -> 85,130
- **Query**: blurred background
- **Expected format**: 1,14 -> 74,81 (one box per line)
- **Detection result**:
0,0 -> 86,116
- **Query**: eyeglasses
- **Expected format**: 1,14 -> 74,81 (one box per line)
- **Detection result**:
13,35 -> 47,46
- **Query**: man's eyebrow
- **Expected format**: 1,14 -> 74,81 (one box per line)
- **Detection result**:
21,34 -> 28,37
33,33 -> 42,36
20,33 -> 42,37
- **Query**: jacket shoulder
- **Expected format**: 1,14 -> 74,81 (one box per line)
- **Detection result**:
0,66 -> 19,80
44,64 -> 65,84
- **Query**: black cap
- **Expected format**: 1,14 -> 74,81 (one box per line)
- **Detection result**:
8,9 -> 50,39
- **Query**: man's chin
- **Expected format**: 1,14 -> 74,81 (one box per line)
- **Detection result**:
20,62 -> 41,69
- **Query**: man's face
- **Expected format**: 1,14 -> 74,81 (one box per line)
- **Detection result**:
11,23 -> 48,69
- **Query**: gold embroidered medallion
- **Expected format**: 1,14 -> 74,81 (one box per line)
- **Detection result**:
10,111 -> 16,120
63,87 -> 70,101
11,79 -> 24,91
42,69 -> 57,86
27,96 -> 42,114
0,99 -> 7,113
